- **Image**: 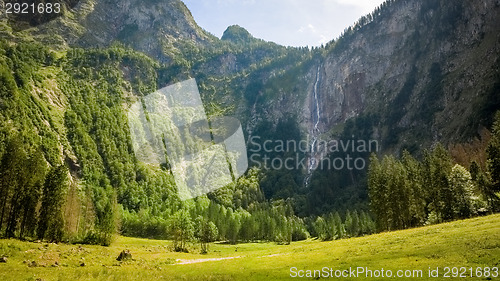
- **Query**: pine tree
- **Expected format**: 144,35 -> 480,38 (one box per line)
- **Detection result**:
469,161 -> 480,182
225,209 -> 240,244
239,214 -> 255,242
195,216 -> 218,254
351,210 -> 361,237
324,213 -> 335,240
471,160 -> 496,211
18,149 -> 47,238
485,111 -> 500,212
332,212 -> 345,239
487,111 -> 500,192
423,144 -> 453,222
3,143 -> 30,237
97,189 -> 118,246
344,210 -> 353,237
0,136 -> 26,235
37,165 -> 69,242
313,216 -> 327,240
359,211 -> 375,235
385,156 -> 407,229
401,150 -> 426,227
368,153 -> 387,231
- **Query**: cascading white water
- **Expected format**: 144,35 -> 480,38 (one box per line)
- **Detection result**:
304,65 -> 321,187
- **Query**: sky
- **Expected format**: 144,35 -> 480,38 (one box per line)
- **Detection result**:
182,0 -> 386,47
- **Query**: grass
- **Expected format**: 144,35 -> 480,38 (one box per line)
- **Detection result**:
0,214 -> 499,280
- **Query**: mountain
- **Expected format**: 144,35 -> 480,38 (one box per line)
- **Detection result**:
298,0 -> 500,213
221,25 -> 257,44
0,0 -> 499,242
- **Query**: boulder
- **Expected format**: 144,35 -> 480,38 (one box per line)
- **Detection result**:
116,250 -> 132,261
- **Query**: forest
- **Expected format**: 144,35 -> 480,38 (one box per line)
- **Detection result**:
0,38 -> 498,251
0,40 -> 374,250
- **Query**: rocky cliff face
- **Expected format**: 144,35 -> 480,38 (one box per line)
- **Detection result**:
32,0 -> 214,62
299,0 -> 500,154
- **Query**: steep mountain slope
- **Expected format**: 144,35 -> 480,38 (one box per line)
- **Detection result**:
29,0 -> 213,62
295,0 -> 500,213
314,0 -> 500,149
205,0 -> 500,213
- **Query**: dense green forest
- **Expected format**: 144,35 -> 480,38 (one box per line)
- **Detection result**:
0,40 -> 372,248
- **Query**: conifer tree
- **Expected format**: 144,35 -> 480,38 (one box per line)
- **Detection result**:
313,216 -> 327,240
37,164 -> 69,242
195,216 -> 218,254
18,149 -> 47,238
344,210 -> 353,237
368,153 -> 387,231
351,210 -> 361,237
487,111 -> 500,193
360,211 -> 375,235
486,111 -> 500,212
0,136 -> 26,235
423,143 -> 453,222
401,150 -> 426,227
332,212 -> 345,239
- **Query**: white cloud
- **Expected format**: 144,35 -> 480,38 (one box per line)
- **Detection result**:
216,0 -> 255,6
334,0 -> 385,13
298,24 -> 316,34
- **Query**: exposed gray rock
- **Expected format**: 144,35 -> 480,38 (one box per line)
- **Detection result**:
116,249 -> 132,261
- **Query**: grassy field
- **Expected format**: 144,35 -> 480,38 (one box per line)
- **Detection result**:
0,214 -> 499,280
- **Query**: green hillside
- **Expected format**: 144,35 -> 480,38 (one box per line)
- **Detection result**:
0,214 -> 498,280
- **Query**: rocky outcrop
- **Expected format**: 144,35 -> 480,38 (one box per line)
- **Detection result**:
34,0 -> 214,62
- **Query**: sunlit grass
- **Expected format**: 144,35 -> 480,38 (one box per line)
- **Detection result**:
0,214 -> 498,280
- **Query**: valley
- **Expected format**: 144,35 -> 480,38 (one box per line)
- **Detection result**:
0,0 -> 499,279
0,214 -> 498,280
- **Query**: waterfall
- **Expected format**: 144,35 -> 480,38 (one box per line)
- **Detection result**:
304,65 -> 321,187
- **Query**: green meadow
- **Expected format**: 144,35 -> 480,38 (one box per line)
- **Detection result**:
0,214 -> 498,281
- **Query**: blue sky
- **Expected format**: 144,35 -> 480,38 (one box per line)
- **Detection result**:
182,0 -> 386,47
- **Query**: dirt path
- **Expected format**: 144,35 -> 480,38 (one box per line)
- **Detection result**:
175,253 -> 283,265
175,256 -> 242,265
258,253 -> 282,258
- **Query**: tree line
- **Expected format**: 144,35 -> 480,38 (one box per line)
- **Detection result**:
122,197 -> 376,252
0,41 -> 75,243
311,209 -> 375,241
368,112 -> 500,231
